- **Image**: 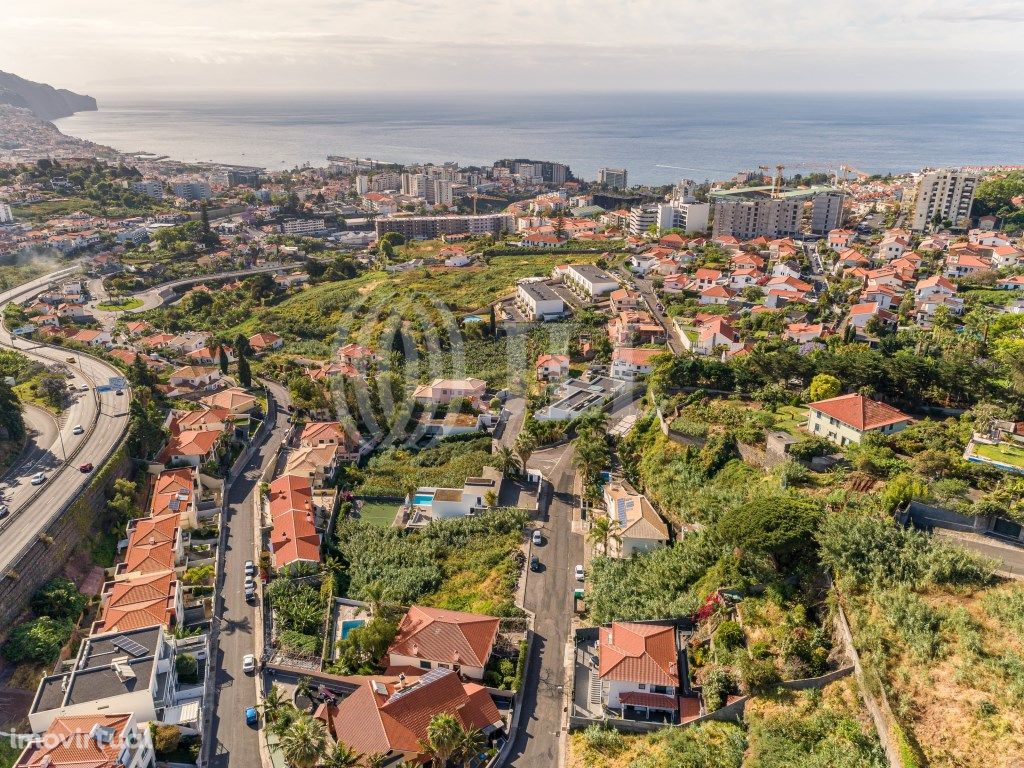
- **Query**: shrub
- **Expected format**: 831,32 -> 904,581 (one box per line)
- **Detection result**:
750,640 -> 773,660
152,724 -> 181,755
701,666 -> 735,712
738,656 -> 781,694
175,653 -> 199,684
581,724 -> 625,756
2,617 -> 73,664
279,630 -> 321,656
31,578 -> 86,621
713,620 -> 745,656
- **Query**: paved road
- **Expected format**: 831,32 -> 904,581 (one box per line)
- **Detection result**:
495,397 -> 527,451
509,443 -> 580,767
208,381 -> 291,768
1,405 -> 58,489
0,270 -> 130,572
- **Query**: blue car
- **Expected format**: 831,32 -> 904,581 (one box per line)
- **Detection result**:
245,707 -> 258,726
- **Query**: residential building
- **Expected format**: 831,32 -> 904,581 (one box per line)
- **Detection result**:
268,474 -> 320,569
157,428 -> 223,467
313,669 -> 503,764
810,191 -> 845,234
806,393 -> 912,446
536,353 -> 570,381
598,167 -> 628,190
92,570 -> 181,635
172,181 -> 212,201
281,218 -> 327,236
0,202 -> 13,223
628,205 -> 660,237
412,378 -> 487,408
597,621 -> 682,718
909,169 -> 978,231
299,421 -> 359,459
387,605 -> 499,680
712,197 -> 802,240
607,310 -> 665,346
168,366 -> 221,389
149,467 -> 200,528
610,347 -> 663,381
601,482 -> 670,557
374,213 -> 513,240
283,444 -> 344,488
16,713 -> 153,768
29,624 -> 203,734
129,180 -> 164,200
666,200 -> 710,234
198,387 -> 258,416
562,264 -> 619,300
516,281 -> 565,320
411,467 -> 503,522
248,331 -> 284,353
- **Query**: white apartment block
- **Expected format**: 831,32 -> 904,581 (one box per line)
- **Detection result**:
598,167 -> 628,190
628,205 -> 660,237
563,264 -> 619,299
172,181 -> 212,201
516,281 -> 565,320
909,169 -> 978,232
0,202 -> 13,223
667,200 -> 710,233
129,180 -> 164,200
281,218 -> 327,236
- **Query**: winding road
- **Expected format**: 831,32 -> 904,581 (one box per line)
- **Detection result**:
0,269 -> 130,575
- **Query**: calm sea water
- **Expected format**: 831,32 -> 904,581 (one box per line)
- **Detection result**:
55,92 -> 1024,185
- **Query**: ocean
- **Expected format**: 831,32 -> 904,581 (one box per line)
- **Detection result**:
54,91 -> 1024,185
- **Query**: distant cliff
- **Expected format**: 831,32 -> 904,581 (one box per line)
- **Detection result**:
0,71 -> 97,120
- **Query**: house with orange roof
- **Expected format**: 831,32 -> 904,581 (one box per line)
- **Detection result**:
308,360 -> 358,382
117,513 -> 181,578
915,275 -> 957,302
698,284 -> 735,306
536,353 -> 570,381
827,229 -> 856,250
336,343 -> 378,370
199,386 -> 258,416
267,474 -> 320,569
996,275 -> 1024,291
601,482 -> 670,557
15,713 -> 153,768
92,570 -> 181,635
149,467 -> 200,528
299,421 -> 360,460
944,248 -> 992,278
807,393 -> 911,446
847,301 -> 896,332
610,347 -> 664,381
157,428 -> 224,467
861,284 -> 903,311
123,320 -> 152,337
785,322 -> 824,344
248,331 -> 284,353
412,378 -> 487,408
387,605 -> 499,680
283,444 -> 345,488
70,328 -> 112,348
610,288 -> 642,313
313,668 -> 503,764
608,310 -> 665,346
676,316 -> 743,357
168,365 -> 221,390
597,621 -> 683,718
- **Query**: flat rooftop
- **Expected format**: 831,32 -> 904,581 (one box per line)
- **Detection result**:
519,281 -> 563,303
709,185 -> 842,201
568,264 -> 617,283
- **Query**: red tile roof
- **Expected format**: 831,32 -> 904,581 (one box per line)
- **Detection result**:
17,714 -> 133,768
389,606 -> 499,669
599,622 -> 679,687
94,571 -> 176,633
619,690 -> 679,711
808,393 -> 910,431
316,669 -> 501,760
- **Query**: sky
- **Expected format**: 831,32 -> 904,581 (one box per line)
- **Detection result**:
3,0 -> 1024,96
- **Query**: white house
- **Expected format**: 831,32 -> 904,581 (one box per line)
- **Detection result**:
806,393 -> 912,446
598,621 -> 681,717
516,281 -> 565,320
536,354 -> 570,381
412,467 -> 503,521
601,482 -> 670,558
610,347 -> 663,381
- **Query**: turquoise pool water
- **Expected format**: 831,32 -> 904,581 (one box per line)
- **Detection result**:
464,315 -> 484,322
413,493 -> 435,506
340,619 -> 365,640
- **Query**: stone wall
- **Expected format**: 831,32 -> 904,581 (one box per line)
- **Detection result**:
0,446 -> 134,630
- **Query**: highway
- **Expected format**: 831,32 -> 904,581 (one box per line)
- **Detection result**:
0,270 -> 131,574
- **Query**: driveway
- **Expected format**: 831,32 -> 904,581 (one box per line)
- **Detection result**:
508,444 -> 581,767
494,397 -> 527,450
207,381 -> 291,768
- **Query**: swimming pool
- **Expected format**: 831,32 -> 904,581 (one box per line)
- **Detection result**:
413,492 -> 435,506
340,619 -> 365,640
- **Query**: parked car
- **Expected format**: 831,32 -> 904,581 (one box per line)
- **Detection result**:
245,707 -> 258,726
244,560 -> 256,576
0,506 -> 9,519
574,564 -> 585,581
65,357 -> 76,363
242,654 -> 256,674
115,390 -> 124,396
530,555 -> 541,572
79,384 -> 89,392
30,472 -> 45,486
79,462 -> 94,473
532,530 -> 543,546
72,424 -> 85,435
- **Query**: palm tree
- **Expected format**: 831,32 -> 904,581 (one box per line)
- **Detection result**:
514,432 -> 537,474
295,675 -> 315,705
421,713 -> 464,768
455,727 -> 488,767
361,579 -> 400,620
320,743 -> 362,768
576,408 -> 609,438
587,515 -> 621,556
261,683 -> 286,723
493,445 -> 521,477
278,712 -> 328,768
573,440 -> 606,484
365,754 -> 388,768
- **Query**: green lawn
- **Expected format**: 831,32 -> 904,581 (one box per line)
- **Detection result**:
772,405 -> 808,436
97,297 -> 144,311
353,499 -> 400,527
973,440 -> 1024,469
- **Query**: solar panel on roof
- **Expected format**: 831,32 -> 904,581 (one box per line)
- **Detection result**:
385,667 -> 448,704
111,635 -> 148,658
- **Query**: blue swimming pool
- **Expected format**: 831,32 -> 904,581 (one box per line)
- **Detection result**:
340,619 -> 365,640
413,492 -> 435,506
464,315 -> 484,323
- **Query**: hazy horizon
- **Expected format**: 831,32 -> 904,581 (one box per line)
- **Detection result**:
6,0 -> 1024,96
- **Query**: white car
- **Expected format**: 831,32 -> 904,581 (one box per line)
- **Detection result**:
72,424 -> 85,435
30,472 -> 46,486
244,560 -> 256,576
574,564 -> 585,581
242,654 -> 256,674
79,385 -> 89,392
532,530 -> 543,546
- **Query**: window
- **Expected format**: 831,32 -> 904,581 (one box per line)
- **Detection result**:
419,661 -> 431,670
637,683 -> 646,690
